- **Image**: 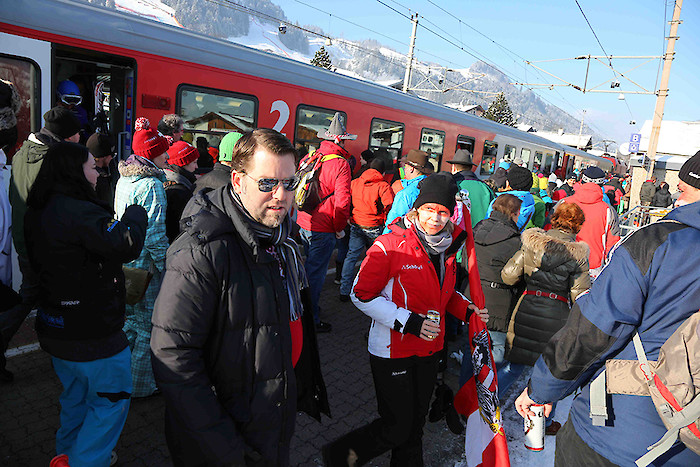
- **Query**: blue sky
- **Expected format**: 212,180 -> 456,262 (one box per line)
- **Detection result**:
277,0 -> 699,146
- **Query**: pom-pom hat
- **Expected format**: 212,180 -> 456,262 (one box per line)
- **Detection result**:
167,141 -> 199,167
132,117 -> 169,160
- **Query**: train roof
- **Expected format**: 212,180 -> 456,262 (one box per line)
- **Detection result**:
3,0 -> 612,170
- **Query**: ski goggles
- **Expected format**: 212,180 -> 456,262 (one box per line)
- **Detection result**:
60,94 -> 82,106
243,173 -> 299,192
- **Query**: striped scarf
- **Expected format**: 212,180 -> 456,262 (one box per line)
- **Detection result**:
230,189 -> 307,321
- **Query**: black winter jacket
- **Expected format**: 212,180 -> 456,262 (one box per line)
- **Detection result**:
501,228 -> 590,366
640,180 -> 657,203
164,165 -> 196,243
25,191 -> 147,361
151,187 -> 330,467
194,162 -> 232,193
472,211 -> 522,332
652,186 -> 673,208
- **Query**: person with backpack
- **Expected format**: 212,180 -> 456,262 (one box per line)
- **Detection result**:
515,152 -> 700,467
296,112 -> 354,333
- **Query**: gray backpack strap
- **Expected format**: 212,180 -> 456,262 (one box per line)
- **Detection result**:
632,333 -> 653,381
590,370 -> 609,426
636,396 -> 700,467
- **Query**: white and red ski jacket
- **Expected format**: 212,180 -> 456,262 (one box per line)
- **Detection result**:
351,219 -> 472,359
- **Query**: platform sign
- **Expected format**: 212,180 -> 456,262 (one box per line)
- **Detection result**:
629,142 -> 640,153
630,133 -> 641,143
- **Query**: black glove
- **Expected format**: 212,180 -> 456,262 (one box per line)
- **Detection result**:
404,312 -> 425,337
121,204 -> 148,229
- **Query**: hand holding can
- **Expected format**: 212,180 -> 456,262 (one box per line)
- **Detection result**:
524,404 -> 545,451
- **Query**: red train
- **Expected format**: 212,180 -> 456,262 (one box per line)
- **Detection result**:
1,0 -> 611,177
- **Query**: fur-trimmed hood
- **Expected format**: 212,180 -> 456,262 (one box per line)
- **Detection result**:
118,154 -> 165,181
521,227 -> 589,270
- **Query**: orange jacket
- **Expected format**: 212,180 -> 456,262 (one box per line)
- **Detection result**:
350,168 -> 394,227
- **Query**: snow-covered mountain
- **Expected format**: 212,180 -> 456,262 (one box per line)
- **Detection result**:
79,0 -> 597,138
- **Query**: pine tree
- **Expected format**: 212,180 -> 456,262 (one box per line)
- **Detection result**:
484,92 -> 515,127
310,46 -> 332,70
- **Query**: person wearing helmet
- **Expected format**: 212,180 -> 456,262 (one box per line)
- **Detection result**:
57,80 -> 90,141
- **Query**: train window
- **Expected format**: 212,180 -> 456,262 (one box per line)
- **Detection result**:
177,85 -> 257,151
295,105 -> 347,156
456,134 -> 475,154
534,151 -> 543,172
503,144 -> 517,162
520,148 -> 531,166
420,128 -> 445,170
481,140 -> 498,175
0,55 -> 40,162
369,118 -> 404,162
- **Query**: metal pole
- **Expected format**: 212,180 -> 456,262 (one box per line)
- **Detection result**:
647,0 -> 682,177
403,13 -> 418,93
578,110 -> 586,149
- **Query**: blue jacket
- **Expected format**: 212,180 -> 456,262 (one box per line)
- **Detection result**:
485,190 -> 534,231
383,175 -> 425,233
528,202 -> 700,466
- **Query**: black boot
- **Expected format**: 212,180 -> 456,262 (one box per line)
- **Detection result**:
334,261 -> 343,285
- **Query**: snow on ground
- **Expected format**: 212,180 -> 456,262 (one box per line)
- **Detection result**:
452,366 -> 573,467
115,0 -> 182,27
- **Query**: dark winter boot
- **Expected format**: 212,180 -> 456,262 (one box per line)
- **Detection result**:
334,261 -> 343,285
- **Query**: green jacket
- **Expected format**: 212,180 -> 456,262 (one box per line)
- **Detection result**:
526,194 -> 546,229
9,132 -> 55,257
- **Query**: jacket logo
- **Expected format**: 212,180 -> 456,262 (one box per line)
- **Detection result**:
401,264 -> 423,270
391,370 -> 407,376
60,300 -> 80,306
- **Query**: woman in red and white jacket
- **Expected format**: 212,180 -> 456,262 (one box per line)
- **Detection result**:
322,173 -> 488,467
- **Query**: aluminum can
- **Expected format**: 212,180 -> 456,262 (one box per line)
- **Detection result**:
524,404 -> 545,451
426,310 -> 440,340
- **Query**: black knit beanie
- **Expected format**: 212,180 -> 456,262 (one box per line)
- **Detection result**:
679,150 -> 700,189
413,172 -> 458,215
507,165 -> 533,191
43,107 -> 81,140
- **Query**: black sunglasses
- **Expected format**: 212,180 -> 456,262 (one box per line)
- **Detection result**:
242,172 -> 299,192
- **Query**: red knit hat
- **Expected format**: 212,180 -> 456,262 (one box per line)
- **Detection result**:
132,117 -> 169,160
167,140 -> 199,167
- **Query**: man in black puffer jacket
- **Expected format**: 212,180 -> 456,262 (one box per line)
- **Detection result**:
151,129 -> 329,467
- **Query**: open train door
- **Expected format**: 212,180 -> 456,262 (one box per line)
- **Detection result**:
53,44 -> 136,160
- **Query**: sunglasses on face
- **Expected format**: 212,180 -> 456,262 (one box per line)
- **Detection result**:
242,172 -> 299,192
60,95 -> 82,106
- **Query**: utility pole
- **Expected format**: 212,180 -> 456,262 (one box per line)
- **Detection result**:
402,13 -> 418,93
578,110 -> 586,149
646,0 -> 683,177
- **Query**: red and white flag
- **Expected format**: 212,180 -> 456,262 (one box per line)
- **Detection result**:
452,195 -> 511,467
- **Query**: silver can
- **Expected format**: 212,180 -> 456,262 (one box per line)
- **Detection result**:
426,310 -> 440,340
524,404 -> 545,451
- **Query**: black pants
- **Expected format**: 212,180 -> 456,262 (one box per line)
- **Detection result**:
324,354 -> 439,467
555,416 -> 620,467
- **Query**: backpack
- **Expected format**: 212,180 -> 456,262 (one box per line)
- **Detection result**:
589,309 -> 700,466
294,152 -> 343,213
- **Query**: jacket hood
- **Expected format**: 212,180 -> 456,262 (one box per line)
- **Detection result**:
570,182 -> 604,204
118,154 -> 165,181
666,201 -> 700,230
474,211 -> 520,246
164,165 -> 195,190
359,168 -> 385,184
179,187 -> 269,258
521,227 -> 589,270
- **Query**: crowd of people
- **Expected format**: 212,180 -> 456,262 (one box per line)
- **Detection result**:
0,76 -> 699,467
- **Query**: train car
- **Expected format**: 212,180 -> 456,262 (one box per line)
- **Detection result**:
0,0 -> 610,179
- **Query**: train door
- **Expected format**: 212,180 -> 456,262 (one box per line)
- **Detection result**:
53,45 -> 136,159
0,33 -> 52,290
